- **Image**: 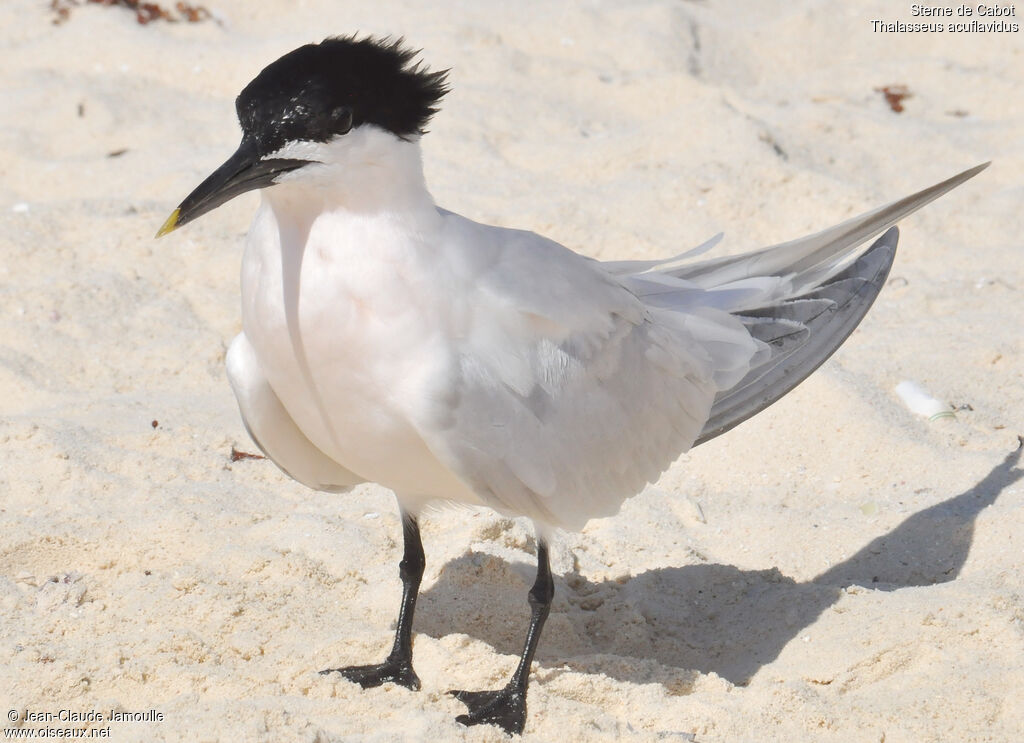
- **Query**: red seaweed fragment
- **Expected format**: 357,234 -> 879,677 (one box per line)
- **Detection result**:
230,446 -> 265,463
51,0 -> 212,26
875,85 -> 912,113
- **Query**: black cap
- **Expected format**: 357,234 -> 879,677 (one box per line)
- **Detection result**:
236,35 -> 450,155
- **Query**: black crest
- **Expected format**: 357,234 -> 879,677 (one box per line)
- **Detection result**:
236,35 -> 449,155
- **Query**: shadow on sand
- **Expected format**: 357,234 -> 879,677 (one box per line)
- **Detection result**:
416,437 -> 1022,686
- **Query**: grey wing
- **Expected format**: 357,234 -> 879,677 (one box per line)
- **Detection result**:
411,225 -> 760,531
674,163 -> 988,295
418,312 -> 728,530
694,227 -> 895,445
412,165 -> 985,526
682,163 -> 988,445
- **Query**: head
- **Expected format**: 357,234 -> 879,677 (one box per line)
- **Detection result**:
157,35 -> 448,236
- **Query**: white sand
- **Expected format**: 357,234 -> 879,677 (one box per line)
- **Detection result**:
2,1 -> 1022,740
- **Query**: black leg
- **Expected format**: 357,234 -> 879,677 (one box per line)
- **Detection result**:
450,538 -> 554,735
320,511 -> 425,691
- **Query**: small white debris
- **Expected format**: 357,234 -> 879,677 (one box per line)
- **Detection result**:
12,202 -> 29,213
895,380 -> 954,421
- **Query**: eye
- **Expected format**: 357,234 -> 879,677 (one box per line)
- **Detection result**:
331,105 -> 354,134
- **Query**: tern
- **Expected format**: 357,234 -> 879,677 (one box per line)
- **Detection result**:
157,35 -> 987,734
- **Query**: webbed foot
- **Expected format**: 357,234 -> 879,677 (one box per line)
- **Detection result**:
450,684 -> 527,735
321,657 -> 421,691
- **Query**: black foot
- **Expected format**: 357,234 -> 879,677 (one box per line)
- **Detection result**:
450,685 -> 527,735
320,657 -> 421,691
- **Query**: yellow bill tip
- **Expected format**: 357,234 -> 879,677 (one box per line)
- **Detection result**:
155,208 -> 180,238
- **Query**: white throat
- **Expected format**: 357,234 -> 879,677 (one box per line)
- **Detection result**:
262,125 -> 436,218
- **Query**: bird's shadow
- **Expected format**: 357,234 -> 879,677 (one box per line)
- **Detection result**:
416,438 -> 1023,687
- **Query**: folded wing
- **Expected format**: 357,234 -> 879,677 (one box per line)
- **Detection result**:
413,224 -> 760,529
414,164 -> 986,529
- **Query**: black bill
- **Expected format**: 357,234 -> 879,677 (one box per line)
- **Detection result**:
156,139 -> 309,237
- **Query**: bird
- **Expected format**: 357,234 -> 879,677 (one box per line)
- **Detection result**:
156,34 -> 987,735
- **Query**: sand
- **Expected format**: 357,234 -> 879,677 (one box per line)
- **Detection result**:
1,0 -> 1021,740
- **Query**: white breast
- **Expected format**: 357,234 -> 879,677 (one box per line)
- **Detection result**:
239,196 -> 481,504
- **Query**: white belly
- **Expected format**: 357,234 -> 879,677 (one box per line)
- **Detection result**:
239,202 -> 478,502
